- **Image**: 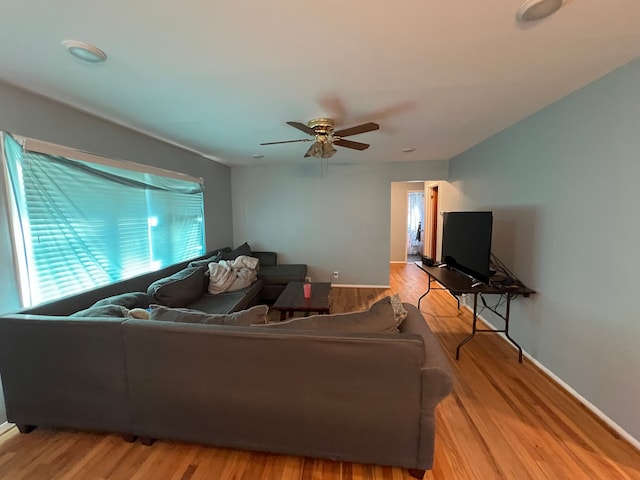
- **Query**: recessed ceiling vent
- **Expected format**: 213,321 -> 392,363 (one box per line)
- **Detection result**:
62,40 -> 107,62
516,0 -> 563,23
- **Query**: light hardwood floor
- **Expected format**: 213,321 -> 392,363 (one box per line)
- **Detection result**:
0,263 -> 638,479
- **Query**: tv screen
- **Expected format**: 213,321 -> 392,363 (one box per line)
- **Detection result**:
442,211 -> 493,283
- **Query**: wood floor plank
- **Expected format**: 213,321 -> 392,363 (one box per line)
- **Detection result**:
0,262 -> 638,479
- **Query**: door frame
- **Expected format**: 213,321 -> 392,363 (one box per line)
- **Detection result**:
425,183 -> 440,261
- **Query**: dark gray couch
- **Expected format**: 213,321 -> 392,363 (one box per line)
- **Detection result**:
0,257 -> 452,477
19,252 -> 263,317
123,303 -> 452,475
18,248 -> 306,318
251,251 -> 307,301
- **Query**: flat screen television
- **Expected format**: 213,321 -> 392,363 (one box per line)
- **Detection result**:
441,211 -> 493,284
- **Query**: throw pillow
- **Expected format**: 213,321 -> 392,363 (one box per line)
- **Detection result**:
92,291 -> 151,309
71,304 -> 129,318
219,242 -> 252,260
147,266 -> 207,307
149,304 -> 269,326
390,293 -> 409,325
207,255 -> 259,294
255,296 -> 398,333
127,308 -> 150,319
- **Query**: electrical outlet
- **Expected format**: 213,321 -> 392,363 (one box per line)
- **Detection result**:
305,276 -> 311,283
333,271 -> 339,279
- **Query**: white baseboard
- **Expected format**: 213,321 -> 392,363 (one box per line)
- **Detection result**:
331,284 -> 390,289
461,304 -> 640,451
0,421 -> 13,436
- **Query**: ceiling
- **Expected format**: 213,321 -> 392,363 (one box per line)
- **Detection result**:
1,1 -> 639,166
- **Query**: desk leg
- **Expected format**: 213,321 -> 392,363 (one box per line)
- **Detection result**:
417,276 -> 433,310
456,293 -> 478,360
456,294 -> 524,363
503,296 -> 523,363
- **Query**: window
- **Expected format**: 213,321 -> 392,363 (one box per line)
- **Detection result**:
2,133 -> 205,307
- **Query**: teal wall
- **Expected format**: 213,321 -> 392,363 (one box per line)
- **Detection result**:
231,160 -> 448,286
449,58 -> 640,442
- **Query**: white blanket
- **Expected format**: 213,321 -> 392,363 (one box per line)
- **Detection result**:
207,255 -> 259,294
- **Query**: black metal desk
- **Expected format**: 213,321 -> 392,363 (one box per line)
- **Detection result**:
415,262 -> 534,363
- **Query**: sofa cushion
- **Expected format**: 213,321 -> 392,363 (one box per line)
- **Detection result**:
92,291 -> 151,309
257,264 -> 307,285
147,266 -> 207,308
219,242 -> 252,260
186,280 -> 263,313
149,304 -> 269,326
71,304 -> 129,318
256,296 -> 398,333
188,252 -> 223,269
251,251 -> 277,267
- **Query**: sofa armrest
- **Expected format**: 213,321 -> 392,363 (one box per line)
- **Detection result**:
400,304 -> 453,406
399,303 -> 454,470
252,251 -> 277,267
0,315 -> 132,433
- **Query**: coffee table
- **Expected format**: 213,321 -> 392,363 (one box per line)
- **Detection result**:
271,282 -> 331,321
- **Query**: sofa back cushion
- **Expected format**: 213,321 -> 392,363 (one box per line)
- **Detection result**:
148,304 -> 269,326
219,242 -> 252,260
251,251 -> 277,267
256,296 -> 399,333
71,304 -> 130,318
147,266 -> 207,307
92,291 -> 151,309
188,252 -> 223,269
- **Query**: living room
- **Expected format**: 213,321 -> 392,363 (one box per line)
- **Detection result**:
1,1 -> 640,478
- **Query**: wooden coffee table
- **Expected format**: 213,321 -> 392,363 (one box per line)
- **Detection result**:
272,282 -> 331,321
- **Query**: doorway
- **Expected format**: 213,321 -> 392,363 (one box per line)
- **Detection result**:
407,191 -> 424,263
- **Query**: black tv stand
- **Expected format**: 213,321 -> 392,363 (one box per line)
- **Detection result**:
414,262 -> 535,363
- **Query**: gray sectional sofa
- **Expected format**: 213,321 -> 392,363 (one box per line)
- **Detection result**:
252,251 -> 308,301
0,253 -> 453,477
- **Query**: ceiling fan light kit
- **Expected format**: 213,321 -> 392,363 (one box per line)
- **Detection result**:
306,141 -> 337,159
516,0 -> 563,23
260,117 -> 380,159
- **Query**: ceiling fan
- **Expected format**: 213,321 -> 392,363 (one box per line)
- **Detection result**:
260,118 -> 380,159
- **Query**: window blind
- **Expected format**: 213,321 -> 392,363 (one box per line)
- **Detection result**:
2,133 -> 205,306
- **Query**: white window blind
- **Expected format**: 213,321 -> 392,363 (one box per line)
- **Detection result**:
2,133 -> 205,307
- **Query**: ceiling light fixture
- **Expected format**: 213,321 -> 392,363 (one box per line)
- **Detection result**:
62,40 -> 107,62
516,0 -> 563,23
305,141 -> 336,159
402,147 -> 416,153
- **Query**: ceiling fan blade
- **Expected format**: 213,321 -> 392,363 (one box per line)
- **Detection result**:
334,139 -> 370,151
316,94 -> 348,125
260,139 -> 312,146
334,122 -> 379,137
286,121 -> 316,136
